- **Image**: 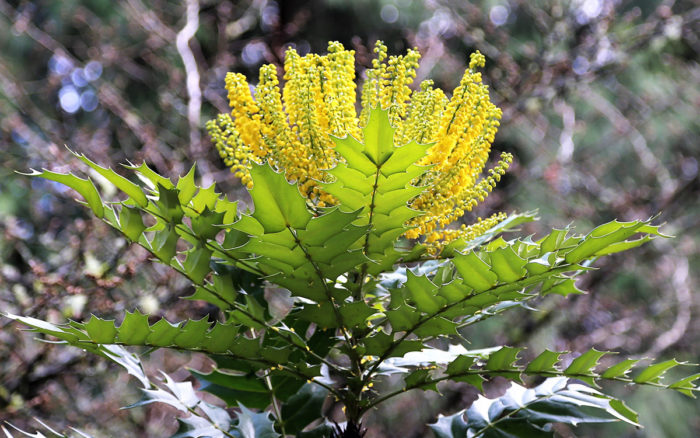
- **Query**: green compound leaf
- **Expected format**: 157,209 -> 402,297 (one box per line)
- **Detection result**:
381,220 -> 669,351
380,344 -> 698,403
23,169 -> 104,218
4,312 -> 260,357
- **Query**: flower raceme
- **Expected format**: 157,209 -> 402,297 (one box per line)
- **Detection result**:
206,41 -> 512,252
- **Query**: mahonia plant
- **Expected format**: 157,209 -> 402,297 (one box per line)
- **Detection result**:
5,41 -> 698,438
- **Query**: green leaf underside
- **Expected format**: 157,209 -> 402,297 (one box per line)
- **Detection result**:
429,377 -> 640,438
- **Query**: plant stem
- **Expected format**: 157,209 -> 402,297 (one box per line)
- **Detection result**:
265,374 -> 287,437
356,166 -> 383,300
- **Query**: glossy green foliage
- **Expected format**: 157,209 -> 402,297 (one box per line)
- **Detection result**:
235,165 -> 369,302
360,219 -> 668,364
6,109 -> 698,437
378,344 -> 698,399
8,312 -> 241,355
324,107 -> 431,274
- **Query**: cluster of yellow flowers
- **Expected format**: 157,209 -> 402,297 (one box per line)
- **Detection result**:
206,41 -> 511,251
207,41 -> 357,205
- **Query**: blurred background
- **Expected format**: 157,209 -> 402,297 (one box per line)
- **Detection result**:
0,0 -> 698,436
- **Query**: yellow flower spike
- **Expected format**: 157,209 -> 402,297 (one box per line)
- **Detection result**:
360,40 -> 388,125
208,42 -> 510,254
224,73 -> 264,155
396,80 -> 447,147
324,42 -> 361,138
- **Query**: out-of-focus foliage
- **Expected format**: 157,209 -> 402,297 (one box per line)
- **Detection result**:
1,0 -> 698,437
